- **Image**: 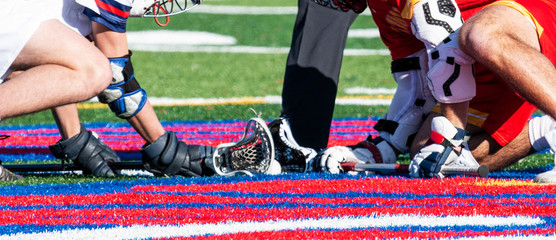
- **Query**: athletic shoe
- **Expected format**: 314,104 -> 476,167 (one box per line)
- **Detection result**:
0,164 -> 23,181
535,155 -> 556,184
268,118 -> 317,173
534,130 -> 556,184
0,135 -> 24,181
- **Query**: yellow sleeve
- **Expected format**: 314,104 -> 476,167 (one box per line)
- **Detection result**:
401,0 -> 423,19
489,1 -> 543,38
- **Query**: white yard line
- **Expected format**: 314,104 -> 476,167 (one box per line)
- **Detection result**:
190,5 -> 372,16
128,6 -> 385,55
0,215 -> 544,240
126,29 -> 387,55
128,43 -> 390,55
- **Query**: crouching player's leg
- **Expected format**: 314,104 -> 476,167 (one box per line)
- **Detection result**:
1,2 -> 112,179
95,48 -> 216,177
50,105 -> 120,177
79,0 -> 215,177
319,50 -> 436,173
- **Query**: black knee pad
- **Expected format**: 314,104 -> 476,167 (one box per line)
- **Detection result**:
98,51 -> 148,119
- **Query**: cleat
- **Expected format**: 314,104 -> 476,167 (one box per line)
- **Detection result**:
0,165 -> 24,181
141,131 -> 215,177
535,131 -> 556,184
534,167 -> 556,184
268,118 -> 316,173
50,125 -> 120,177
0,135 -> 24,181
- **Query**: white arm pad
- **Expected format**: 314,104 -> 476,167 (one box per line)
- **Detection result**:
380,50 -> 436,153
410,0 -> 463,48
426,29 -> 476,103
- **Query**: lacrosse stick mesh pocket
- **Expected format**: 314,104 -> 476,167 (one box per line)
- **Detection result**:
212,118 -> 275,176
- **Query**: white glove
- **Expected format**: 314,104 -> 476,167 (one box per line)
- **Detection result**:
409,116 -> 470,178
319,141 -> 379,174
409,142 -> 458,178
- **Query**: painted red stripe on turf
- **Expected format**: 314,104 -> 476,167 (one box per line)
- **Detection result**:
0,119 -> 378,149
1,191 -> 554,209
130,178 -> 556,195
0,195 -> 554,221
161,228 -> 556,240
0,205 -> 554,226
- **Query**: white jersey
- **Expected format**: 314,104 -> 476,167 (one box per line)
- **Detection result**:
76,0 -> 134,15
0,0 -> 92,82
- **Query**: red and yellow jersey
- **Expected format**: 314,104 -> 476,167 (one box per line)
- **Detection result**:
368,0 -> 556,63
368,0 -> 556,146
367,0 -> 423,60
367,0 -> 496,60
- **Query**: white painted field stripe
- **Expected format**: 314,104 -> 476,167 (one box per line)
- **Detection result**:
0,215 -> 544,240
83,95 -> 393,107
345,87 -> 396,95
128,43 -> 390,55
127,5 -> 386,55
348,29 -> 381,38
129,44 -> 289,54
126,29 -> 387,55
127,30 -> 237,45
190,5 -> 372,16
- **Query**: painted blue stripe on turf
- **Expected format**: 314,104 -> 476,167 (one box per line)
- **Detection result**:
0,174 -> 555,200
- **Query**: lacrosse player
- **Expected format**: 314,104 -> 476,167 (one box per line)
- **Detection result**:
457,0 -> 556,183
45,0 -> 216,177
410,0 -> 556,181
280,0 -> 364,152
319,0 -> 556,183
0,0 -> 112,180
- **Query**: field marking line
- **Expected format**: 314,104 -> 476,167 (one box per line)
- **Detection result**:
128,5 -> 385,55
190,5 -> 372,16
80,92 -> 394,109
1,214 -> 544,239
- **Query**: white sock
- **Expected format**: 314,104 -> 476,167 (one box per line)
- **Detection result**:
528,115 -> 556,151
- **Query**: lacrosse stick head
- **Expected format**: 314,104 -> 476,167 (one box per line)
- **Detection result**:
208,118 -> 279,176
130,0 -> 201,18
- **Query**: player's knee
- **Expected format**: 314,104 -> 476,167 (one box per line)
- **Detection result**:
75,54 -> 112,99
90,57 -> 112,94
459,22 -> 490,59
459,11 -> 502,61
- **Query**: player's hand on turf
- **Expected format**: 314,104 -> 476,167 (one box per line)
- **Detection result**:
409,143 -> 454,178
319,145 -> 376,174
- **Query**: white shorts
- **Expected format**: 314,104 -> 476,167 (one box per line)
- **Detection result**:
0,0 -> 92,82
